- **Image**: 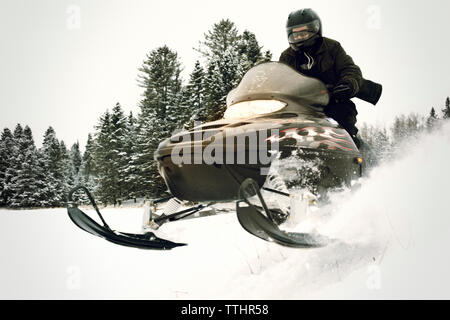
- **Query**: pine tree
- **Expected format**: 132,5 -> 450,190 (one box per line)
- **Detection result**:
8,126 -> 42,207
426,107 -> 438,131
196,19 -> 272,122
93,110 -> 115,205
203,48 -> 246,121
3,124 -> 24,206
59,140 -> 71,200
33,150 -> 49,206
70,142 -> 82,178
183,60 -> 206,125
76,134 -> 96,204
372,127 -> 391,161
391,115 -> 407,143
135,108 -> 167,198
237,30 -> 272,67
92,104 -> 131,205
359,123 -> 392,161
39,126 -> 66,207
203,58 -> 226,121
109,102 -> 128,204
405,113 -> 423,136
138,45 -> 184,135
442,97 -> 450,119
81,133 -> 95,181
0,128 -> 15,206
136,46 -> 184,197
67,141 -> 82,190
122,112 -> 140,200
196,19 -> 240,61
198,20 -> 241,122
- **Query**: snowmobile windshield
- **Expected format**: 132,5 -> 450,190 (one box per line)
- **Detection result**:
287,20 -> 320,44
226,62 -> 329,111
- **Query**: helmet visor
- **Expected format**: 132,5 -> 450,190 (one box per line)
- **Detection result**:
287,20 -> 320,44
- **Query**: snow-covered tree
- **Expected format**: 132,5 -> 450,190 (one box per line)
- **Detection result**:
75,134 -> 96,204
4,124 -> 24,206
202,58 -> 226,121
426,107 -> 439,131
91,103 -> 133,205
405,113 -> 424,137
81,133 -> 95,182
183,60 -> 206,125
59,140 -> 71,198
138,45 -> 184,135
202,49 -> 247,121
197,19 -> 273,122
8,126 -> 42,207
65,141 -> 82,191
122,112 -> 141,200
391,115 -> 408,142
237,30 -> 272,67
136,46 -> 184,197
196,19 -> 240,61
390,113 -> 428,148
93,109 -> 115,205
39,126 -> 67,207
70,142 -> 82,177
359,123 -> 392,161
442,97 -> 450,119
109,102 -> 129,204
0,128 -> 15,206
372,127 -> 391,161
135,107 -> 167,198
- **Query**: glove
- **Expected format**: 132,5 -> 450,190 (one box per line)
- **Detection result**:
331,84 -> 353,102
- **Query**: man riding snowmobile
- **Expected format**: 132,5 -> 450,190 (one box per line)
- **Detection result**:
66,10 -> 383,250
279,8 -> 382,148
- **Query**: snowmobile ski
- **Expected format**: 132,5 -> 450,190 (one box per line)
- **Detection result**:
67,186 -> 186,250
237,178 -> 330,248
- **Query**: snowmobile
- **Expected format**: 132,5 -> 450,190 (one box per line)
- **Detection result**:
67,62 -> 381,250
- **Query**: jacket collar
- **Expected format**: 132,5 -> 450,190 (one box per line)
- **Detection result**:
287,37 -> 326,56
314,37 -> 327,54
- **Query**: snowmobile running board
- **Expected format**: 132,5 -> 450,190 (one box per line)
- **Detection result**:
66,186 -> 187,250
236,178 -> 330,248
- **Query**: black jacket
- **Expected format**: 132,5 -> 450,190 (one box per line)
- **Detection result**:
280,37 -> 382,105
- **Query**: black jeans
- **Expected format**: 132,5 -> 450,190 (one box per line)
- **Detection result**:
324,100 -> 360,147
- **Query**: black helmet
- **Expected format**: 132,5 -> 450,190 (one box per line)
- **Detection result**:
286,8 -> 322,51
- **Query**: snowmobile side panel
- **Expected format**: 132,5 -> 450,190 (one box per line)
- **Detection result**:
236,178 -> 331,248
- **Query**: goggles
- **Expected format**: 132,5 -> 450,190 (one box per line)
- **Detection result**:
287,20 -> 320,44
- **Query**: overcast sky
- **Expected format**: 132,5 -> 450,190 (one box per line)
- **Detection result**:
1,0 -> 449,148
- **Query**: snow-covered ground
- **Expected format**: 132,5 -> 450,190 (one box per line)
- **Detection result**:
1,123 -> 450,299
